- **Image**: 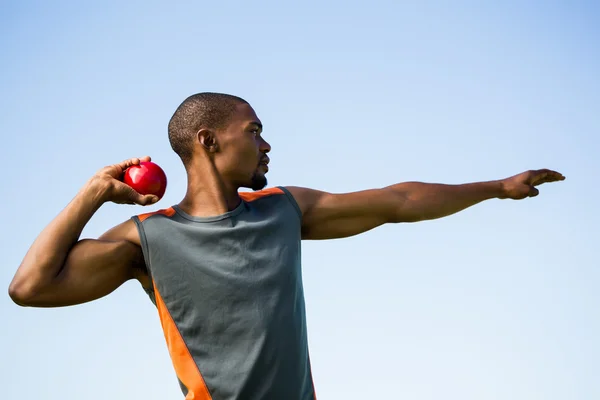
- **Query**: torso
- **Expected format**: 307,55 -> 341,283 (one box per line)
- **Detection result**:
131,187 -> 316,400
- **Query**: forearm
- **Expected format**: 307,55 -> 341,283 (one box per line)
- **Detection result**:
389,180 -> 504,222
11,178 -> 107,293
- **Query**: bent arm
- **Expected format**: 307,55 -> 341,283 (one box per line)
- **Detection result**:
13,236 -> 144,307
9,179 -> 106,302
9,173 -> 148,307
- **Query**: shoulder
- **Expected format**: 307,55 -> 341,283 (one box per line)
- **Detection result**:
134,207 -> 176,223
97,207 -> 175,247
282,186 -> 328,215
240,187 -> 304,218
239,187 -> 287,202
95,217 -> 152,288
98,218 -> 140,244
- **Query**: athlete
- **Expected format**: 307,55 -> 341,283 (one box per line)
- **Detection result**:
8,92 -> 565,399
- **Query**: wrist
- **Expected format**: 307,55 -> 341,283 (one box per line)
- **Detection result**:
81,175 -> 112,208
494,179 -> 509,199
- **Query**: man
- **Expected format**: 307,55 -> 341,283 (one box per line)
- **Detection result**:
8,92 -> 565,399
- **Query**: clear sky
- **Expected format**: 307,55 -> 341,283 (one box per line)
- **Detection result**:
1,1 -> 598,399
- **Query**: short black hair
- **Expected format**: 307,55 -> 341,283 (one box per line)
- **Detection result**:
168,92 -> 248,164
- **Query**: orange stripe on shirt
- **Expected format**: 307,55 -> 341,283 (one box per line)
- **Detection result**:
153,283 -> 212,400
239,187 -> 284,202
137,207 -> 176,222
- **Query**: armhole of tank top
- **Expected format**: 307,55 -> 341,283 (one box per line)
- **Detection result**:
131,215 -> 155,297
278,186 -> 302,221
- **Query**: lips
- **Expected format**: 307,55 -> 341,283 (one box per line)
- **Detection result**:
259,157 -> 270,166
258,157 -> 269,172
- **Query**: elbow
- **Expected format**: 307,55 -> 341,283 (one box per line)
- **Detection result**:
8,280 -> 32,307
8,276 -> 46,307
390,214 -> 424,224
389,205 -> 425,223
386,187 -> 423,223
9,258 -> 63,307
390,198 -> 428,223
9,252 -> 68,306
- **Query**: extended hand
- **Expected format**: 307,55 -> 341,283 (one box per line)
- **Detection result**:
500,169 -> 565,200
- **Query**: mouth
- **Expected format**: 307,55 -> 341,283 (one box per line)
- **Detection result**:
258,158 -> 269,172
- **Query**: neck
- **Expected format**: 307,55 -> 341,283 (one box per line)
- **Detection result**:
177,159 -> 241,217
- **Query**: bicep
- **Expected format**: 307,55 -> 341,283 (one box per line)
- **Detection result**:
24,221 -> 145,308
286,186 -> 400,240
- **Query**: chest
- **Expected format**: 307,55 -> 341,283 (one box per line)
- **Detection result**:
146,211 -> 302,302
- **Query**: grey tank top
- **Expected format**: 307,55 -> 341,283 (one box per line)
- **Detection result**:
132,187 -> 317,400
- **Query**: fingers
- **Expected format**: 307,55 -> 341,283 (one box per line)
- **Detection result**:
531,169 -> 566,186
116,157 -> 140,171
539,169 -> 565,181
116,156 -> 152,172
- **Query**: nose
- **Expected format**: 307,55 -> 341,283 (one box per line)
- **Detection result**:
259,136 -> 271,153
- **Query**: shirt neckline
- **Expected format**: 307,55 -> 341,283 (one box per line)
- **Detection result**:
172,200 -> 246,223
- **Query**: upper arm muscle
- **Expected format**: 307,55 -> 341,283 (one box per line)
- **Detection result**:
23,220 -> 145,307
285,186 -> 399,240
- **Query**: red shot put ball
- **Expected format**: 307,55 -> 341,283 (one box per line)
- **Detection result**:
123,161 -> 168,200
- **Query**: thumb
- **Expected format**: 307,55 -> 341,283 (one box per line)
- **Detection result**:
123,185 -> 158,205
136,193 -> 160,206
528,186 -> 539,197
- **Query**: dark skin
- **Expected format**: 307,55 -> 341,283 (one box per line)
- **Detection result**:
8,102 -> 565,307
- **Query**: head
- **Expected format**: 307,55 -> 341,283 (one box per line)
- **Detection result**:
168,92 -> 271,191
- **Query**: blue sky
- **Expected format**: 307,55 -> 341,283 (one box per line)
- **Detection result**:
1,1 -> 598,399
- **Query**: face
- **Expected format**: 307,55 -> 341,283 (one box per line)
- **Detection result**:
214,103 -> 271,190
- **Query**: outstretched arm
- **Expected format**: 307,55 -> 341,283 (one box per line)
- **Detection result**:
286,169 -> 565,240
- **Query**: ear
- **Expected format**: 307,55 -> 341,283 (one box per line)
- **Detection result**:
197,129 -> 219,153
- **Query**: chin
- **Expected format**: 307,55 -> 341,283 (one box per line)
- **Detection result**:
249,172 -> 268,191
